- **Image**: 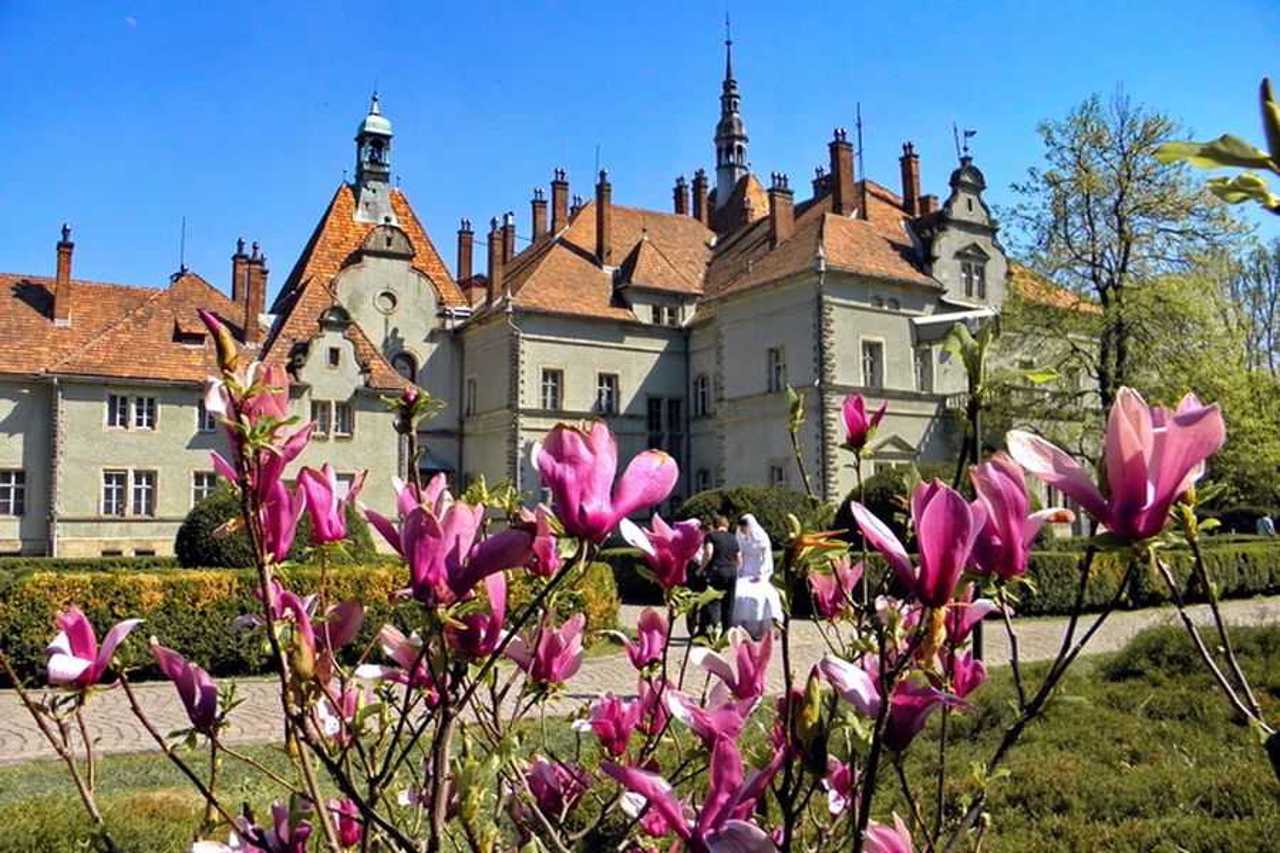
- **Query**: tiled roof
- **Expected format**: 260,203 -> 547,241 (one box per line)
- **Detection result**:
1008,263 -> 1102,315
0,269 -> 250,382
709,174 -> 769,234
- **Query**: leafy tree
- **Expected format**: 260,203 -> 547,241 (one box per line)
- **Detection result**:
1225,239 -> 1280,375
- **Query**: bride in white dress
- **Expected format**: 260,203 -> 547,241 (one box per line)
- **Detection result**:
732,514 -> 782,638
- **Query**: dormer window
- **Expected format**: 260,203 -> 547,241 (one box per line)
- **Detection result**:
957,246 -> 990,300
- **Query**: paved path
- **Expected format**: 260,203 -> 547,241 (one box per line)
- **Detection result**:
3,596 -> 1279,766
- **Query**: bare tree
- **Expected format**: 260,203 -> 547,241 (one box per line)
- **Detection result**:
1227,240 -> 1280,375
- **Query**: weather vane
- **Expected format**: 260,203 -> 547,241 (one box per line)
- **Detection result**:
952,122 -> 977,159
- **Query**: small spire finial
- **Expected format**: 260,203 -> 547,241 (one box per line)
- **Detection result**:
724,12 -> 734,80
369,90 -> 381,115
60,223 -> 71,243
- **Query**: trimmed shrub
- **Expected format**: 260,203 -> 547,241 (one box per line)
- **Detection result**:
0,560 -> 618,685
0,556 -> 180,573
676,485 -> 833,546
174,487 -> 378,568
832,467 -> 913,543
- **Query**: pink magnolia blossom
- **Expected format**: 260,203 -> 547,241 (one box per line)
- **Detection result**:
317,685 -> 368,745
690,626 -> 773,704
536,421 -> 679,542
947,650 -> 987,699
818,654 -> 881,718
603,738 -> 777,853
852,480 -> 986,608
521,505 -> 562,577
969,453 -> 1073,579
259,479 -> 307,564
328,799 -> 362,849
572,693 -> 642,757
150,640 -> 218,732
1007,387 -> 1226,542
823,759 -> 858,815
506,613 -> 585,685
944,584 -> 997,644
842,393 -> 887,452
363,473 -> 450,557
809,555 -> 863,620
192,799 -> 314,853
663,690 -> 753,747
620,514 -> 705,589
45,607 -> 142,689
526,756 -> 590,818
445,571 -> 507,659
297,464 -> 366,544
354,625 -> 438,701
864,814 -> 914,853
885,677 -> 955,752
624,608 -> 668,670
636,676 -> 671,735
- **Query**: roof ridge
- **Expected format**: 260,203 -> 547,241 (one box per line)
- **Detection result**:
639,233 -> 700,289
49,288 -> 169,370
0,272 -> 165,293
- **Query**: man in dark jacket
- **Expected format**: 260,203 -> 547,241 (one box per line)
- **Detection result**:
701,514 -> 740,633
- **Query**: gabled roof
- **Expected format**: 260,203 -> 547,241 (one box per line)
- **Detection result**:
1008,263 -> 1102,315
709,173 -> 769,234
0,269 -> 250,383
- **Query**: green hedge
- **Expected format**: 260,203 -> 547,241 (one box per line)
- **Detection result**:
0,556 -> 181,573
0,561 -> 618,686
676,485 -> 833,547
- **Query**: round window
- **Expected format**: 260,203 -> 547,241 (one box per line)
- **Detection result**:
374,290 -> 398,314
391,352 -> 417,381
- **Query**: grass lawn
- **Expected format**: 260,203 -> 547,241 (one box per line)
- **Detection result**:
1,625 -> 1277,852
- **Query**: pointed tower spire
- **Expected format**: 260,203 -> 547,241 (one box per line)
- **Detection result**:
714,15 -> 749,210
353,92 -> 396,223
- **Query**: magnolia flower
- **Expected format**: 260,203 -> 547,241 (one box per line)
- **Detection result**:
823,759 -> 857,815
536,421 -> 679,542
663,690 -> 753,747
817,654 -> 881,718
636,676 -> 671,736
328,799 -> 362,849
808,555 -> 863,620
258,479 -> 307,565
297,464 -> 366,544
1007,387 -> 1226,542
572,693 -> 642,757
864,814 -> 914,853
620,514 -> 705,589
506,613 -> 585,685
689,627 -> 772,704
151,640 -> 218,732
947,650 -> 987,699
354,624 -> 438,699
526,756 -> 590,818
623,608 -> 668,670
853,481 -> 986,608
317,686 -> 368,745
191,799 -> 313,853
944,584 -> 997,644
445,571 -> 507,659
885,677 -> 955,752
969,453 -> 1072,579
520,505 -> 563,577
842,393 -> 887,452
604,738 -> 777,853
45,607 -> 142,689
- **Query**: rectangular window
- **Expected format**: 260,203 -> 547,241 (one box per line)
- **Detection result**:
133,397 -> 157,430
766,347 -> 786,393
464,378 -> 477,416
0,470 -> 25,516
647,397 -> 664,437
197,399 -> 218,432
132,470 -> 156,517
541,369 -> 563,411
976,263 -> 987,299
862,340 -> 884,389
595,373 -> 620,415
695,469 -> 711,492
312,401 -> 331,437
102,470 -> 127,516
693,374 -> 710,417
914,347 -> 933,393
327,347 -> 341,368
333,402 -> 354,437
335,472 -> 357,498
106,394 -> 129,428
192,471 -> 218,507
769,464 -> 787,487
664,306 -> 680,327
651,305 -> 663,324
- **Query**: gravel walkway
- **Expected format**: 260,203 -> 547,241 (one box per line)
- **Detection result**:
3,596 -> 1278,765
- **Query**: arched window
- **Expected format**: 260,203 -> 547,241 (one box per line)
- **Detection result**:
391,352 -> 417,381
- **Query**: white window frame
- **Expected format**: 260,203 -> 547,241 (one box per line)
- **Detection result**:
333,401 -> 354,438
106,394 -> 129,429
860,337 -> 886,390
131,470 -> 157,517
914,345 -> 933,393
102,470 -> 128,517
693,374 -> 710,417
595,373 -> 620,415
768,463 -> 787,487
541,368 -> 564,411
311,400 -> 332,438
197,398 -> 218,432
191,471 -> 218,507
766,347 -> 787,393
0,469 -> 25,516
133,396 -> 157,430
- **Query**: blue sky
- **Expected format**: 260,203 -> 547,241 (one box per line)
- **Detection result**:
2,0 -> 1278,298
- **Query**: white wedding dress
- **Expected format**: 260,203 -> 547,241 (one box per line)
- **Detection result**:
732,514 -> 783,638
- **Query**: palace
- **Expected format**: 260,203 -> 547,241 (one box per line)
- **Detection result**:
0,40 -> 1077,556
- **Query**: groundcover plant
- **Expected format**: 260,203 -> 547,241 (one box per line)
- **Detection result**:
1,308 -> 1271,853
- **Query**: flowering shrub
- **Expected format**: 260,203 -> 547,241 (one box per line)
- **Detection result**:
0,320 -> 1272,853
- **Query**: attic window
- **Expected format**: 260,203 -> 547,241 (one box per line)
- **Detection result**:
327,347 -> 341,368
375,291 -> 398,315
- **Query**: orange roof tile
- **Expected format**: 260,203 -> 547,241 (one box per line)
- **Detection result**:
1008,263 -> 1102,315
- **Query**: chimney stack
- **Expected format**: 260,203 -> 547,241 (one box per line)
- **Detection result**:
244,242 -> 267,345
673,176 -> 690,216
812,165 -> 829,198
486,217 -> 503,304
767,173 -> 795,248
231,237 -> 249,304
501,212 -> 516,264
691,169 -> 710,226
550,168 -> 569,233
456,219 -> 474,281
570,194 -> 585,218
899,142 -> 922,217
53,223 -> 74,327
531,188 -> 548,241
829,128 -> 856,216
595,170 -> 613,266
919,195 -> 940,215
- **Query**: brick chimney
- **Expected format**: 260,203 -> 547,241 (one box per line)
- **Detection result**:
551,168 -> 569,233
230,237 -> 249,304
53,223 -> 74,327
501,212 -> 516,264
829,128 -> 856,216
812,165 -> 830,198
486,217 -> 502,303
531,189 -> 548,241
456,219 -> 474,281
243,242 -> 267,345
691,169 -> 710,226
919,195 -> 940,215
570,195 -> 585,218
673,176 -> 690,216
595,170 -> 612,266
768,173 -> 795,248
900,142 -> 921,217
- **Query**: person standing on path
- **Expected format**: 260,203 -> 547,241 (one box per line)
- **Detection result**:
700,514 -> 741,634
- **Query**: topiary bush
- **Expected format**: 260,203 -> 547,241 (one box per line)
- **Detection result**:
174,487 -> 378,568
676,485 -> 833,546
0,560 -> 619,686
832,467 -> 913,544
